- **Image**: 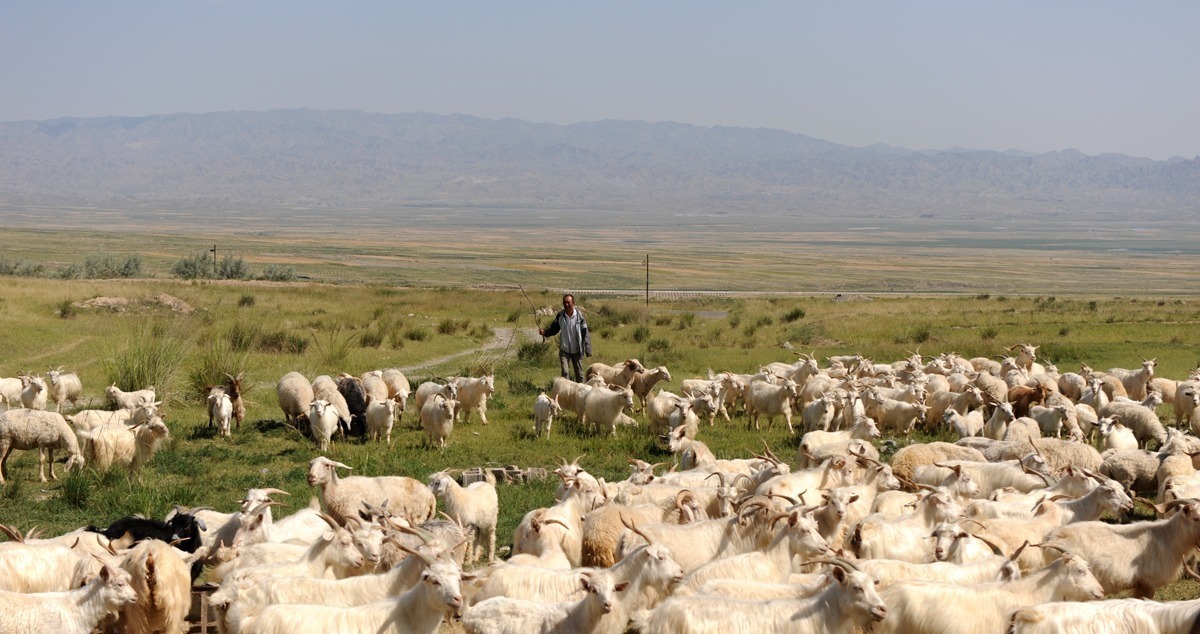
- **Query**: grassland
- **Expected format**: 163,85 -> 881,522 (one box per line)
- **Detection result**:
2,226 -> 1200,599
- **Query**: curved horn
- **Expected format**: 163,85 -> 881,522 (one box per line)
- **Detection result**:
674,489 -> 695,509
731,474 -> 756,491
971,533 -> 1008,557
959,518 -> 987,531
620,513 -> 656,546
0,525 -> 22,543
1032,542 -> 1070,555
317,512 -> 341,530
259,488 -> 291,497
1021,463 -> 1053,486
1009,540 -> 1030,561
397,543 -> 436,566
704,472 -> 727,487
540,517 -> 571,531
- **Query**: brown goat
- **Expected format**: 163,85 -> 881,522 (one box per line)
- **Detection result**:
1008,384 -> 1050,417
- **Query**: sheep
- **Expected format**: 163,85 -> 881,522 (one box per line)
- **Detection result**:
630,366 -> 671,411
19,375 -> 48,411
275,371 -> 313,427
579,491 -> 698,568
640,561 -> 887,634
307,456 -> 436,527
0,377 -> 23,409
451,373 -> 496,425
745,378 -> 799,432
429,470 -> 498,564
306,399 -> 339,451
0,563 -> 137,634
421,393 -> 459,448
889,441 -> 986,480
580,385 -> 635,437
116,538 -> 190,634
855,537 -> 1020,588
44,367 -> 82,413
230,553 -> 466,634
0,408 -> 85,483
336,374 -> 370,436
1004,416 -> 1043,443
106,383 -> 156,411
209,390 -> 234,437
364,397 -> 397,443
982,438 -> 1104,474
1108,358 -> 1157,401
1009,597 -> 1200,634
585,358 -> 646,388
359,371 -> 389,401
874,552 -> 1104,634
646,390 -> 713,437
1041,498 -> 1200,597
79,415 -> 171,475
1100,400 -> 1168,449
533,392 -> 563,438
1099,448 -> 1165,494
681,372 -> 744,423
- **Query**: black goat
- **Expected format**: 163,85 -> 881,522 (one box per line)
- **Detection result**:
86,511 -> 207,580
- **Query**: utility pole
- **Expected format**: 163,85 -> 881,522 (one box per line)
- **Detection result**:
211,245 -> 218,270
644,254 -> 650,308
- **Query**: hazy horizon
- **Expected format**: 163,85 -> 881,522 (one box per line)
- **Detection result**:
2,2 -> 1197,160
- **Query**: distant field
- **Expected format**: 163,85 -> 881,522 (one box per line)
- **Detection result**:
4,207 -> 1200,294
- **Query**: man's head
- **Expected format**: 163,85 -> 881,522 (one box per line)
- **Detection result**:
563,294 -> 575,313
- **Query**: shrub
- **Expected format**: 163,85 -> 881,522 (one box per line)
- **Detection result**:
238,294 -> 256,307
517,341 -> 553,364
262,264 -> 296,282
57,299 -> 76,319
755,315 -> 774,327
258,329 -> 309,355
187,339 -> 249,403
980,326 -> 999,341
632,325 -> 651,343
727,314 -> 741,328
171,252 -> 214,280
654,314 -> 673,326
57,263 -> 82,280
647,337 -> 671,352
782,307 -> 806,323
228,322 -> 260,352
438,319 -> 469,335
359,328 -> 385,348
404,326 -> 430,342
99,321 -> 190,398
84,253 -> 142,279
1058,326 -> 1071,337
677,312 -> 696,329
310,329 -> 357,367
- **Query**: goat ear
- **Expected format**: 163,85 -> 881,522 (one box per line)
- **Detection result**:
614,581 -> 631,592
579,575 -> 592,591
100,565 -> 112,581
830,566 -> 847,582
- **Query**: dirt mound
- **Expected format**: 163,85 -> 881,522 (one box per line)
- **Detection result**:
75,293 -> 194,314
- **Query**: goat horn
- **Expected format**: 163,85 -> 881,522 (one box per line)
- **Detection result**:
704,472 -> 726,487
731,474 -> 756,491
398,544 -> 436,567
674,490 -> 695,508
959,518 -> 987,530
439,511 -> 464,529
317,512 -> 341,530
1032,542 -> 1070,555
259,488 -> 290,496
972,533 -> 1008,557
620,513 -> 655,546
540,518 -> 571,531
0,525 -> 22,543
1009,540 -> 1031,561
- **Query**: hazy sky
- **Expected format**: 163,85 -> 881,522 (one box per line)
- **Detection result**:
2,2 -> 1195,159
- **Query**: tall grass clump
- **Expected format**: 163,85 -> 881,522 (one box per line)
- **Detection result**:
187,339 -> 249,402
517,341 -> 553,365
781,307 -> 806,323
99,321 -> 190,397
310,328 -> 357,368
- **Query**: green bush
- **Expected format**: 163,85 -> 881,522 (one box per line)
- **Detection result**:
647,337 -> 671,352
258,329 -> 309,354
517,341 -> 553,364
187,340 -> 249,402
632,325 -> 651,343
980,326 -> 999,341
405,327 -> 430,342
238,294 -> 256,307
781,307 -> 806,323
311,329 -> 356,367
57,299 -> 77,319
262,265 -> 296,282
99,322 -> 190,399
84,253 -> 142,279
228,322 -> 260,352
172,252 -> 250,280
677,312 -> 696,329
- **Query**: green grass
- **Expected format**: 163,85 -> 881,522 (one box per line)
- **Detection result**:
1,277 -> 1200,599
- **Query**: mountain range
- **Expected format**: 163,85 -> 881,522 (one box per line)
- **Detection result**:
2,109 -> 1197,222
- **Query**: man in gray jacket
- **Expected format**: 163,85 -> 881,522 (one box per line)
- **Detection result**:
539,293 -> 592,382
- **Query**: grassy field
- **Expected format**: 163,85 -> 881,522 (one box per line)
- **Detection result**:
1,272 -> 1200,598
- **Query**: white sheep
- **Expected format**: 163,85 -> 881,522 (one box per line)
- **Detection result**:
276,371 -> 315,427
1100,399 -> 1168,449
421,393 -> 458,448
429,470 -> 498,564
20,375 -> 48,411
116,538 -> 191,634
306,399 -> 339,451
464,569 -> 630,634
106,383 -> 156,411
0,564 -> 137,634
311,375 -> 353,431
451,374 -> 495,425
0,408 -> 85,483
359,371 -> 389,401
307,456 -> 436,527
533,392 -> 563,438
209,390 -> 234,437
45,368 -> 83,413
364,397 -> 397,444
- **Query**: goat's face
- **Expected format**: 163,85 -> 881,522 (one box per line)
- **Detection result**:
834,567 -> 887,623
423,560 -> 466,611
99,565 -> 138,609
1057,554 -> 1105,601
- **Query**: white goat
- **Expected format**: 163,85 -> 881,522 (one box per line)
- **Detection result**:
364,397 -> 397,443
0,564 -> 137,634
209,390 -> 234,437
533,392 -> 563,438
106,384 -> 156,411
451,374 -> 495,424
0,408 -> 85,483
464,569 -> 630,634
420,393 -> 458,448
429,470 -> 498,564
307,456 -> 436,527
307,399 -> 339,451
45,368 -> 83,412
581,386 -> 635,437
1010,597 -> 1200,634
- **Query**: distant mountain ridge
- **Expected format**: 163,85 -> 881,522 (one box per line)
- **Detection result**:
1,109 -> 1197,220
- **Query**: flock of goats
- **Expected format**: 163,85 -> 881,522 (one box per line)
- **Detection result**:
4,343 -> 1200,632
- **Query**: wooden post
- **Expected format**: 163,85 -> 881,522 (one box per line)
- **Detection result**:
210,245 -> 217,269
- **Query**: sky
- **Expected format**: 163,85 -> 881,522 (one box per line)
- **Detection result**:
1,2 -> 1196,160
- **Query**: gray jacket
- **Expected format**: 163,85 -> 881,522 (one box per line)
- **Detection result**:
542,308 -> 592,356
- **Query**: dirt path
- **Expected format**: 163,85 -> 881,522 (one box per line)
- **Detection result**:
397,327 -> 540,374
